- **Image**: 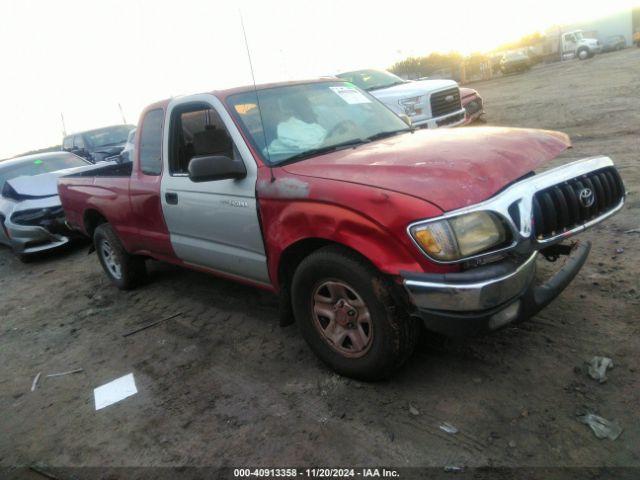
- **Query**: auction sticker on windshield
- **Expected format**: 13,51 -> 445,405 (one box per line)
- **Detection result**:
330,86 -> 371,104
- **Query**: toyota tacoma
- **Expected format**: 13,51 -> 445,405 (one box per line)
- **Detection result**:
57,79 -> 625,380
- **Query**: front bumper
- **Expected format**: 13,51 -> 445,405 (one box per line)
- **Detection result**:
402,241 -> 591,336
412,108 -> 466,129
462,97 -> 484,124
4,216 -> 72,255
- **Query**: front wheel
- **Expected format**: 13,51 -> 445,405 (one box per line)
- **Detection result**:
94,223 -> 146,290
291,246 -> 418,380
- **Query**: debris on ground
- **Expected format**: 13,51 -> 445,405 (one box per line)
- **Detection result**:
578,413 -> 623,440
46,368 -> 84,378
508,440 -> 517,448
439,422 -> 458,434
615,247 -> 624,254
93,373 -> 138,411
29,464 -> 64,480
444,465 -> 464,473
624,228 -> 640,234
122,312 -> 182,337
30,372 -> 41,392
409,403 -> 420,416
587,356 -> 614,383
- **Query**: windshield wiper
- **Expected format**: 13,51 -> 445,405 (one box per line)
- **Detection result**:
276,138 -> 371,166
366,129 -> 410,142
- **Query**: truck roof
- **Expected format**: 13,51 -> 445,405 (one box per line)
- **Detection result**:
146,78 -> 339,112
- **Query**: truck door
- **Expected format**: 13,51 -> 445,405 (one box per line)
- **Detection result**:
160,94 -> 270,286
562,33 -> 577,57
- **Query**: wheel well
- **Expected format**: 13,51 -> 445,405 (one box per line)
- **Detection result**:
278,238 -> 332,288
277,238 -> 382,289
84,210 -> 108,238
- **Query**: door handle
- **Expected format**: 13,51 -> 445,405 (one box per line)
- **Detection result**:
165,192 -> 178,205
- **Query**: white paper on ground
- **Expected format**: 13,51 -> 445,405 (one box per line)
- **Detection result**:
94,373 -> 138,410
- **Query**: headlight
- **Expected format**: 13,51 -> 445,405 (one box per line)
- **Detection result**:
410,211 -> 508,261
399,96 -> 425,116
11,207 -> 64,226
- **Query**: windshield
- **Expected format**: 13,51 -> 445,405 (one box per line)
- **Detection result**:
336,70 -> 406,91
0,152 -> 88,189
84,125 -> 134,148
227,81 -> 410,166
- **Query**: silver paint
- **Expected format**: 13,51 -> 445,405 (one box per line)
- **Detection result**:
160,94 -> 269,285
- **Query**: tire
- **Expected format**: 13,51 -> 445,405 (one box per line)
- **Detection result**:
577,47 -> 590,60
93,223 -> 146,290
291,245 -> 418,380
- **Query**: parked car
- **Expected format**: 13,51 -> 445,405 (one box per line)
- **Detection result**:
500,51 -> 531,74
336,69 -> 465,128
62,124 -> 136,163
460,87 -> 484,124
58,79 -> 625,380
561,30 -> 601,60
601,35 -> 626,53
0,151 -> 96,260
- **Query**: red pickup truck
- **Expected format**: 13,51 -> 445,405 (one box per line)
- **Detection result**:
58,79 -> 625,380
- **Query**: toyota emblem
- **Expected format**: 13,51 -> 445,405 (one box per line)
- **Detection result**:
579,188 -> 595,208
445,95 -> 454,102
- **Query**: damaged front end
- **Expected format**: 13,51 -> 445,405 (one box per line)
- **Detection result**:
1,182 -> 73,255
402,156 -> 625,336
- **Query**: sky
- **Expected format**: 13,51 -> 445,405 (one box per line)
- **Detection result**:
0,0 -> 637,159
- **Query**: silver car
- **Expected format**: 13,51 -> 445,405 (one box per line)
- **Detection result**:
0,151 -> 94,260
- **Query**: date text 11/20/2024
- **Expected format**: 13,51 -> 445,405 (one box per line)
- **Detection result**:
233,468 -> 400,478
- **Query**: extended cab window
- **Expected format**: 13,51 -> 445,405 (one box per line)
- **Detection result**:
139,108 -> 164,175
169,104 -> 236,175
73,135 -> 85,149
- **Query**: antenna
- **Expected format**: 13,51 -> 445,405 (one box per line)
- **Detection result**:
60,113 -> 67,137
118,103 -> 127,124
239,9 -> 274,182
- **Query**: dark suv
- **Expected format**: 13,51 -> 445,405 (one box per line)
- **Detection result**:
62,125 -> 135,163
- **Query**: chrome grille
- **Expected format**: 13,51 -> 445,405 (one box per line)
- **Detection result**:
430,88 -> 461,117
532,166 -> 624,239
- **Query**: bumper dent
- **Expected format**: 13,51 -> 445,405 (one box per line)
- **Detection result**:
403,242 -> 591,336
403,251 -> 538,312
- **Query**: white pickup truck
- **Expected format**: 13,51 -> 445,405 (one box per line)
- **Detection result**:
336,69 -> 465,128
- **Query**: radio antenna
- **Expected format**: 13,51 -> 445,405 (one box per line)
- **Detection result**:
239,10 -> 274,182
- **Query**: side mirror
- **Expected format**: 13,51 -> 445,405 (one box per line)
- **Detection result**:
188,155 -> 247,182
399,114 -> 412,127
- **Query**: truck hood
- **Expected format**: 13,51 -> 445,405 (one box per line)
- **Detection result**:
5,163 -> 112,199
282,127 -> 571,212
370,79 -> 458,102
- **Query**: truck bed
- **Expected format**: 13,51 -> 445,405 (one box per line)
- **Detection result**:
57,162 -> 133,236
64,161 -> 133,178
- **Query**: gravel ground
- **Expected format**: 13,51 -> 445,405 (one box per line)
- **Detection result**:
1,48 -> 639,474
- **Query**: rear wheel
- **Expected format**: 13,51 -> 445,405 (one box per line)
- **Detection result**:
94,223 -> 146,290
291,246 -> 418,380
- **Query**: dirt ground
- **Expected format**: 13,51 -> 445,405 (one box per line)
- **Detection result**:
1,48 -> 639,475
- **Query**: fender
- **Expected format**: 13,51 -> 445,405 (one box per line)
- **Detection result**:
257,169 -> 457,290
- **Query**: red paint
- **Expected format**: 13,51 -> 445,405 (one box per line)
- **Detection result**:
58,101 -> 176,260
58,82 -> 572,294
460,87 -> 483,125
279,127 -> 570,212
